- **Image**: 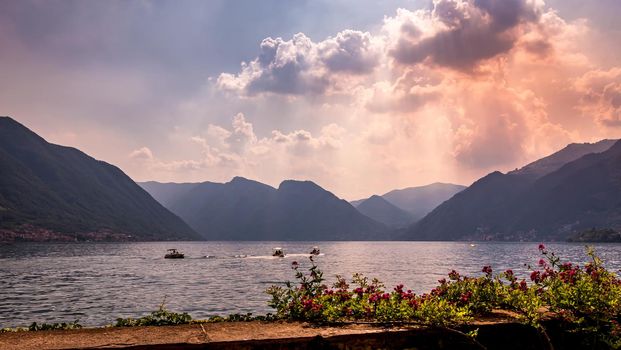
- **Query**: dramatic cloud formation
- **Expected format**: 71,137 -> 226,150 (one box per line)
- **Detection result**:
2,0 -> 620,198
389,0 -> 543,71
217,30 -> 381,96
209,0 -> 616,195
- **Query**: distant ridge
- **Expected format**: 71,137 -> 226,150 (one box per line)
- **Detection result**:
352,183 -> 466,222
405,139 -> 621,241
356,195 -> 415,228
140,177 -> 389,240
509,139 -> 618,178
0,116 -> 200,241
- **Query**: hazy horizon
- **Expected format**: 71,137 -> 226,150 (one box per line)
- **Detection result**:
2,0 -> 621,200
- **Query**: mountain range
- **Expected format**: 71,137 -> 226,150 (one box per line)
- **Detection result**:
405,139 -> 620,241
0,117 -> 199,241
351,183 -> 466,227
140,178 -> 388,240
3,115 -> 620,242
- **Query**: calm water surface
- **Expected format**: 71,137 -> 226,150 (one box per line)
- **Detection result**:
1,241 -> 621,327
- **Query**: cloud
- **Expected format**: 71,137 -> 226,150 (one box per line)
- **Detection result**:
5,0 -> 620,199
132,113 -> 348,186
575,68 -> 621,127
217,30 -> 381,96
318,30 -> 381,74
388,0 -> 545,71
129,147 -> 154,160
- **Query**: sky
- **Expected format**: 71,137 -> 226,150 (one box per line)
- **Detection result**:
1,0 -> 620,200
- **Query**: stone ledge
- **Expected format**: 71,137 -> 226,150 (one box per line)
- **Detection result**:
0,319 -> 604,350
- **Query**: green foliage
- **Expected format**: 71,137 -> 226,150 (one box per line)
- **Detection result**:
195,313 -> 277,323
531,246 -> 621,346
267,246 -> 621,347
27,320 -> 82,331
114,300 -> 192,327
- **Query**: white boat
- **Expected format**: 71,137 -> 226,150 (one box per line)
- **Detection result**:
272,247 -> 285,258
164,248 -> 184,259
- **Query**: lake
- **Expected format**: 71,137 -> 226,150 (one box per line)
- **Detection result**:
1,241 -> 621,327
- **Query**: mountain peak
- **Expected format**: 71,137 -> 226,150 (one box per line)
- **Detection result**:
357,195 -> 414,228
0,117 -> 199,241
0,116 -> 30,131
278,179 -> 323,191
141,177 -> 387,240
0,116 -> 16,123
230,176 -> 251,183
510,139 -> 618,178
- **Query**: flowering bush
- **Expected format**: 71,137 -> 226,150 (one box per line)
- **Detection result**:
267,245 -> 621,347
530,245 -> 621,347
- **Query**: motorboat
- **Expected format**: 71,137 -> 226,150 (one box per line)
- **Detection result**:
165,248 -> 185,259
310,246 -> 320,255
272,247 -> 285,258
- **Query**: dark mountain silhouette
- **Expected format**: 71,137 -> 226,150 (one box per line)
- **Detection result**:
141,177 -> 388,240
352,183 -> 466,221
0,116 -> 199,241
509,139 -> 617,178
355,195 -> 415,228
406,139 -> 620,241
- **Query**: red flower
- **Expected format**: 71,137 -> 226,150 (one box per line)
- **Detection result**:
482,265 -> 493,275
460,291 -> 472,303
530,271 -> 541,283
369,293 -> 381,303
538,244 -> 546,251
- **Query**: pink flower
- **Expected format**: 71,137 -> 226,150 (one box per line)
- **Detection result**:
482,266 -> 493,275
538,244 -> 546,251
